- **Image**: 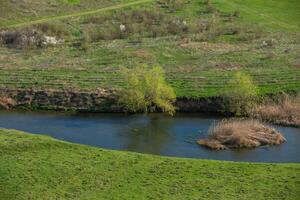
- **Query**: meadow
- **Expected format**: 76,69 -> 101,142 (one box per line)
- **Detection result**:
0,0 -> 299,98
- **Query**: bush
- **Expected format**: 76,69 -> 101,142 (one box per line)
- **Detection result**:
0,28 -> 44,49
80,25 -> 94,51
158,0 -> 185,12
35,23 -> 69,38
222,72 -> 258,115
118,65 -> 176,115
81,9 -> 191,41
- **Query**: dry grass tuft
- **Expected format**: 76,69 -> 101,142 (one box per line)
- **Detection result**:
250,96 -> 300,127
0,96 -> 16,109
198,119 -> 286,150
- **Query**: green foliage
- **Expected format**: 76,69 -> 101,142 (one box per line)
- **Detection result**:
118,65 -> 176,115
222,71 -> 258,115
61,0 -> 81,5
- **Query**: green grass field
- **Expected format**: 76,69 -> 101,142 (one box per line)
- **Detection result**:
0,0 -> 299,97
214,0 -> 300,31
1,128 -> 299,199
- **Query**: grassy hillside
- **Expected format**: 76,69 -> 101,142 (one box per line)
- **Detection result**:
214,0 -> 300,31
0,128 -> 299,199
0,0 -> 299,97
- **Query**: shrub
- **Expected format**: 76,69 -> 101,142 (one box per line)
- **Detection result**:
158,0 -> 185,12
81,9 -> 191,41
35,22 -> 69,38
166,19 -> 189,35
80,25 -> 94,51
222,72 -> 258,115
118,65 -> 176,115
0,28 -> 44,49
98,25 -> 121,40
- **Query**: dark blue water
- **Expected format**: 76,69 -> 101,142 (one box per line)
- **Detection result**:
0,110 -> 299,163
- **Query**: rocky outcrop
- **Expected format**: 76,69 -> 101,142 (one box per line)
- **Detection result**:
0,88 -> 122,112
175,97 -> 225,113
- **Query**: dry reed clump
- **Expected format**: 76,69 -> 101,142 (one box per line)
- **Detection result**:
0,96 -> 16,109
198,119 -> 286,150
250,96 -> 300,127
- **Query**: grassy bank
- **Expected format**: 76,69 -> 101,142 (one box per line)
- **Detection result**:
0,128 -> 299,199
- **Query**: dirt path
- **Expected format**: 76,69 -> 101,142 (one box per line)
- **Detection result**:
2,0 -> 154,29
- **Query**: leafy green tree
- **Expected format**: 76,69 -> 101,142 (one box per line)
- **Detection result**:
118,65 -> 176,115
222,71 -> 258,115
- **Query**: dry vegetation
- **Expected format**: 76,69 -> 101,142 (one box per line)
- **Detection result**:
0,23 -> 68,49
0,96 -> 16,109
81,9 -> 190,42
198,119 -> 286,150
250,95 -> 300,127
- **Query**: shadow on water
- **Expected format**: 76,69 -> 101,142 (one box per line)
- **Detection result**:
0,110 -> 299,163
119,114 -> 174,155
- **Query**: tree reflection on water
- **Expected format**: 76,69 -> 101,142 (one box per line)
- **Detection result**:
121,114 -> 175,155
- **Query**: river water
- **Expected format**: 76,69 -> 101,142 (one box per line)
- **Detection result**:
0,110 -> 299,163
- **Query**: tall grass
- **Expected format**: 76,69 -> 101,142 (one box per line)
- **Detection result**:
250,95 -> 300,127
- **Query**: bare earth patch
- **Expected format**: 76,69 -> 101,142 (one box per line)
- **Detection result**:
198,119 -> 286,150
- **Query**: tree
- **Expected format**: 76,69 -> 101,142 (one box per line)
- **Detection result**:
118,65 -> 176,115
222,71 -> 258,115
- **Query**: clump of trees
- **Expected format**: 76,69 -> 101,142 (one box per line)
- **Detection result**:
118,65 -> 176,115
222,71 -> 258,115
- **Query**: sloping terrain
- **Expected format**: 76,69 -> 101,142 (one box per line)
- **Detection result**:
0,0 -> 140,27
214,0 -> 300,31
1,128 -> 299,199
0,0 -> 299,98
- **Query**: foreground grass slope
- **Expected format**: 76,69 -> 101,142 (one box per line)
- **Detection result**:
0,128 -> 299,199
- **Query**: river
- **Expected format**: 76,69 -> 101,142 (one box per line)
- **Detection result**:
0,110 -> 299,163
